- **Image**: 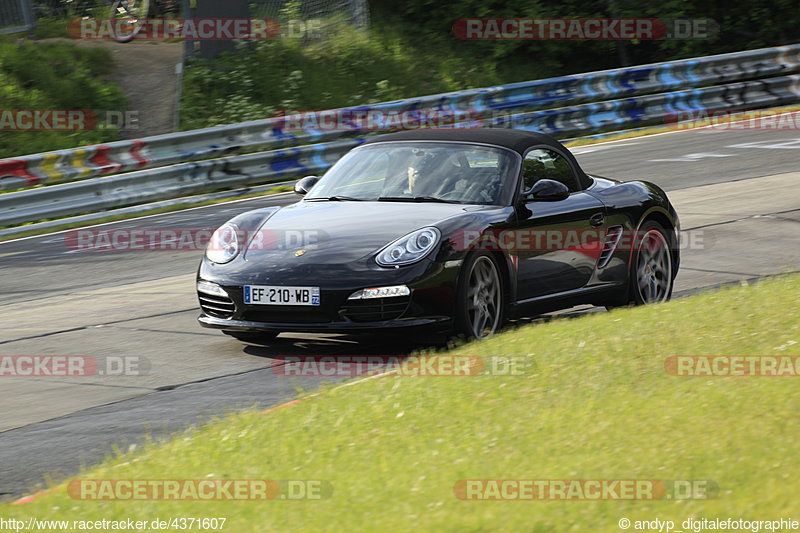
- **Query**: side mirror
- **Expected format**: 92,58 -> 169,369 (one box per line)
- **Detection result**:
294,175 -> 319,196
524,179 -> 570,202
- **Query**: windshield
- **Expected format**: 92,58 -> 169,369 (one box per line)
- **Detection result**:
305,142 -> 516,205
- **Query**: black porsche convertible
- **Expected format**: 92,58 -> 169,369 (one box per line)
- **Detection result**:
197,129 -> 679,341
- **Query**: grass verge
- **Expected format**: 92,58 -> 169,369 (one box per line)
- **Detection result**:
5,274 -> 800,531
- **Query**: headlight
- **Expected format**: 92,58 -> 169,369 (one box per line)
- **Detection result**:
376,227 -> 440,267
206,223 -> 240,264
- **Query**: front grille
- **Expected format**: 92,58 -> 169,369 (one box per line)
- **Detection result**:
340,296 -> 411,322
198,292 -> 236,319
598,226 -> 624,268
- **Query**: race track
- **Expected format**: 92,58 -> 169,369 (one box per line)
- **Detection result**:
1,124 -> 798,500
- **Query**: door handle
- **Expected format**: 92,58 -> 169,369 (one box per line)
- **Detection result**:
589,213 -> 605,227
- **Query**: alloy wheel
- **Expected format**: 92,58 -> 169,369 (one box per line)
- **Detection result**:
466,256 -> 502,338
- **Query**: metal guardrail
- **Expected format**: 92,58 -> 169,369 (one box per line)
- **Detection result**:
3,73 -> 798,228
1,43 -> 799,192
491,75 -> 800,136
0,139 -> 361,226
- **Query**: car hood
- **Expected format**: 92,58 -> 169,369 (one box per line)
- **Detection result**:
243,200 -> 476,265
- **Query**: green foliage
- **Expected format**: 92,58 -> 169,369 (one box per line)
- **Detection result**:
33,16 -> 71,39
181,0 -> 800,130
180,21 -> 535,129
0,41 -> 125,158
33,1 -> 113,39
386,0 -> 800,69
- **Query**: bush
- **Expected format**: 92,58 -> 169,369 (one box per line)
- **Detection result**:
0,41 -> 126,158
180,22 -> 534,130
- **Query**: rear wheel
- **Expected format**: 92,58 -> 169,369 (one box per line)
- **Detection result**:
223,331 -> 280,344
455,253 -> 504,339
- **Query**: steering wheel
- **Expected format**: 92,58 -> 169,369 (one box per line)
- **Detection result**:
462,179 -> 495,203
439,189 -> 466,201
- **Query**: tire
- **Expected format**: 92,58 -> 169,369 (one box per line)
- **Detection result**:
454,253 -> 505,339
109,0 -> 151,42
223,331 -> 280,344
629,220 -> 674,305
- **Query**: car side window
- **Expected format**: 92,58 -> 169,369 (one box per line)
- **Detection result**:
521,149 -> 579,193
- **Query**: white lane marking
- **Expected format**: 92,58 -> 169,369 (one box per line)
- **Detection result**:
571,142 -> 641,155
726,138 -> 800,149
648,152 -> 734,162
646,135 -> 800,162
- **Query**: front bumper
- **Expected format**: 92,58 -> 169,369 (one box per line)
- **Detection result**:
196,258 -> 459,334
198,313 -> 451,333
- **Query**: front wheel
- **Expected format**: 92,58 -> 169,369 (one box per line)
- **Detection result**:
454,253 -> 505,339
630,221 -> 674,305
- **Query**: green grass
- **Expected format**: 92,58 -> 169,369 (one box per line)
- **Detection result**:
6,274 -> 800,529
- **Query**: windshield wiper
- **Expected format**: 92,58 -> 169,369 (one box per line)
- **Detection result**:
305,195 -> 364,201
377,196 -> 460,204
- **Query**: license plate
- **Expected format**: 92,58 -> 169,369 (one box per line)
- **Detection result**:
244,285 -> 320,306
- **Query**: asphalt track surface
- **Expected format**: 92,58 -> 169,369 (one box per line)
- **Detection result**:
1,125 -> 799,500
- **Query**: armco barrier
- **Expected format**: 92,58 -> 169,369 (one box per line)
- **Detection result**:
0,139 -> 361,227
489,75 -> 800,136
1,43 -> 799,192
2,74 -> 798,228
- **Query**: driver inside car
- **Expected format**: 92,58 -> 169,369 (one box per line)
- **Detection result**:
406,160 -> 422,194
383,151 -> 433,196
383,150 -> 497,203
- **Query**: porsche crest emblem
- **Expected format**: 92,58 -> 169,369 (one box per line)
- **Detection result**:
295,249 -> 307,257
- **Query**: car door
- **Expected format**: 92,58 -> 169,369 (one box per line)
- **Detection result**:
513,147 -> 606,301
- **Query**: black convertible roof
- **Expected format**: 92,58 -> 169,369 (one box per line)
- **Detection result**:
362,128 -> 592,189
362,128 -> 566,155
